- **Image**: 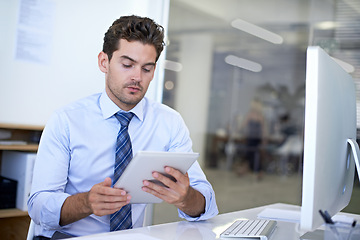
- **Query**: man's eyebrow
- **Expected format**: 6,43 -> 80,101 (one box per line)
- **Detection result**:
120,55 -> 136,62
120,55 -> 156,66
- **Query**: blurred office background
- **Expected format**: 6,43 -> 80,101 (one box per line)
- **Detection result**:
1,0 -> 359,232
153,0 -> 360,224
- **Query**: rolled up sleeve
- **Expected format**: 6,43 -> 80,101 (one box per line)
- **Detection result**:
27,111 -> 71,230
28,191 -> 70,229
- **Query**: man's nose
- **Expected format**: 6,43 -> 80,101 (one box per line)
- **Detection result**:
131,66 -> 142,82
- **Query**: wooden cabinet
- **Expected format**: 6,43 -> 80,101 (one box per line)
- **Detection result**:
0,123 -> 43,240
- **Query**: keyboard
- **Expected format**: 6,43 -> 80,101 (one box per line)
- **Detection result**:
220,219 -> 277,239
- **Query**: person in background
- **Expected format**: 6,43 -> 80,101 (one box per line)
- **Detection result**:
238,99 -> 267,179
28,15 -> 218,240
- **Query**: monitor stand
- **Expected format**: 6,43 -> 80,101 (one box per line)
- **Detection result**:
347,139 -> 360,182
300,230 -> 324,240
300,139 -> 360,240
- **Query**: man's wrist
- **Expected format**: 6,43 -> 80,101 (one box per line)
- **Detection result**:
60,192 -> 92,226
81,192 -> 93,215
177,187 -> 205,217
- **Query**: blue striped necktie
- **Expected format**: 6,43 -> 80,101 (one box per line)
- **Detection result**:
110,111 -> 134,232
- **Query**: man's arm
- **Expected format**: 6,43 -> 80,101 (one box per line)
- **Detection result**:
142,167 -> 205,217
60,177 -> 131,226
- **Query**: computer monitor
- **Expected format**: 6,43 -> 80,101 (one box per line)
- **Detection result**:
300,46 -> 360,232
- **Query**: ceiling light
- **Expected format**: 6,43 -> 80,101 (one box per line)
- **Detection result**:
164,80 -> 175,90
314,21 -> 339,30
225,55 -> 262,72
163,60 -> 183,72
231,19 -> 283,44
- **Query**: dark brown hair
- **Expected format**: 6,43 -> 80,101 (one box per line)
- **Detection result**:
103,15 -> 165,62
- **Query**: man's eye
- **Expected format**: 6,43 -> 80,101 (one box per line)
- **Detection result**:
123,64 -> 133,68
142,68 -> 151,73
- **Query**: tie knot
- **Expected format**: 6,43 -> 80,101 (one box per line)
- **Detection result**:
115,112 -> 134,127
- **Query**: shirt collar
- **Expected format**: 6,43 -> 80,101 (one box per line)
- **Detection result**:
100,91 -> 144,122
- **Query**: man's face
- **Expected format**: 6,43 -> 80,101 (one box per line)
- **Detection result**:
99,39 -> 157,111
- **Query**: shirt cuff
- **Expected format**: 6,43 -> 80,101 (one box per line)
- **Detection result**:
177,187 -> 218,221
40,193 -> 70,230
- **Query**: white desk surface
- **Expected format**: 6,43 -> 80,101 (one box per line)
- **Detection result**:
69,203 -> 360,240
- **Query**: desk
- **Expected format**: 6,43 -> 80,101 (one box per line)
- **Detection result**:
207,134 -> 284,172
68,203 -> 360,240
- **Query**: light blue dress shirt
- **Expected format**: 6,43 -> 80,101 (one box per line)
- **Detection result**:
28,91 -> 218,238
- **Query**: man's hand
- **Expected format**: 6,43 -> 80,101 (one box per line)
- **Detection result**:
142,167 -> 205,217
60,177 -> 131,226
87,177 -> 131,216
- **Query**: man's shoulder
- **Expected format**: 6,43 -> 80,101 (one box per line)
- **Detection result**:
44,93 -> 103,133
143,97 -> 180,117
58,93 -> 101,114
144,98 -> 181,118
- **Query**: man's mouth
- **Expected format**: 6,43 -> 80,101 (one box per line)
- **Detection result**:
127,85 -> 141,93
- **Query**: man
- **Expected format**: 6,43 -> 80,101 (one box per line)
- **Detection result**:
28,15 -> 218,239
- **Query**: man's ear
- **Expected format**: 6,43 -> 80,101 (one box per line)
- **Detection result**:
98,51 -> 109,73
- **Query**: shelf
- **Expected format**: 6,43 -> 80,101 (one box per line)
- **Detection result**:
0,208 -> 28,218
0,123 -> 42,152
0,124 -> 41,219
0,123 -> 44,131
0,144 -> 38,151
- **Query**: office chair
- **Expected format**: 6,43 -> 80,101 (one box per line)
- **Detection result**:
143,203 -> 154,226
26,219 -> 35,240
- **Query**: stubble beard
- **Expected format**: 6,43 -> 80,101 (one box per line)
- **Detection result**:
108,81 -> 145,108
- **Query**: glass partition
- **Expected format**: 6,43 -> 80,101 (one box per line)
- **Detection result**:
154,0 -> 360,224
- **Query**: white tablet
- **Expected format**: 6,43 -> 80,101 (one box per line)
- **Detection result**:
113,151 -> 199,203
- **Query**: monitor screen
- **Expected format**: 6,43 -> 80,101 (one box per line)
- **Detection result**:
300,46 -> 358,231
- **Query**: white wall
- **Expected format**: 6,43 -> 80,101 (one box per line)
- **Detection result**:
0,0 -> 169,126
174,34 -> 213,166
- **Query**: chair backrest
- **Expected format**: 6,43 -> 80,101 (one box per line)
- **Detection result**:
143,203 -> 154,227
26,219 -> 35,240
